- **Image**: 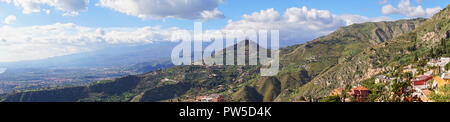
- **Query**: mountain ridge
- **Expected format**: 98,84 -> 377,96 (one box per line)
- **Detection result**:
293,5 -> 450,99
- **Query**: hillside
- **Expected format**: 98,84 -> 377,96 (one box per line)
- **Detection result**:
294,5 -> 450,99
3,5 -> 450,102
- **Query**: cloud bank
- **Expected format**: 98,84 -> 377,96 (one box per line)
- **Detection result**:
224,6 -> 392,45
0,23 -> 184,62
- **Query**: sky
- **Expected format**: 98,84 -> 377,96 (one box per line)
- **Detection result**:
0,0 -> 449,62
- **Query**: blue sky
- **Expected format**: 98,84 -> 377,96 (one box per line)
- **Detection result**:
1,0 -> 448,29
0,0 -> 449,62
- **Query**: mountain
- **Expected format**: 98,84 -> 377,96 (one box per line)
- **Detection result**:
2,5 -> 449,102
0,42 -> 178,69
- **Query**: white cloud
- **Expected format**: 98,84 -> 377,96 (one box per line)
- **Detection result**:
242,8 -> 280,22
0,23 -> 184,62
42,8 -> 51,15
381,0 -> 441,18
0,0 -> 89,16
223,6 -> 392,45
339,14 -> 392,25
4,15 -> 16,24
96,0 -> 225,20
201,8 -> 225,21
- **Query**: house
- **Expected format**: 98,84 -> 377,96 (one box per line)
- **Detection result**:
201,97 -> 213,102
375,75 -> 394,84
424,70 -> 433,76
442,72 -> 450,82
412,75 -> 433,91
427,57 -> 450,72
196,96 -> 206,102
402,65 -> 412,71
197,94 -> 226,102
347,86 -> 369,102
410,75 -> 435,102
427,58 -> 440,66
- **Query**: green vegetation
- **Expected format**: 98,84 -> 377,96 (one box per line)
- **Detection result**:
446,63 -> 450,71
361,78 -> 384,102
319,96 -> 341,102
429,85 -> 450,102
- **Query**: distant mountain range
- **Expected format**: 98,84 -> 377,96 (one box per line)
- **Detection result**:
0,42 -> 178,69
1,5 -> 449,102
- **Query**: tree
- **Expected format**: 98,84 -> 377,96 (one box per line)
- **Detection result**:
402,72 -> 413,81
368,83 -> 385,102
390,80 -> 411,102
445,63 -> 450,71
413,53 -> 419,62
319,96 -> 341,102
417,67 -> 424,75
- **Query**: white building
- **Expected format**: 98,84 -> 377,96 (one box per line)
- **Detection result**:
375,75 -> 394,84
200,97 -> 213,102
427,57 -> 450,72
